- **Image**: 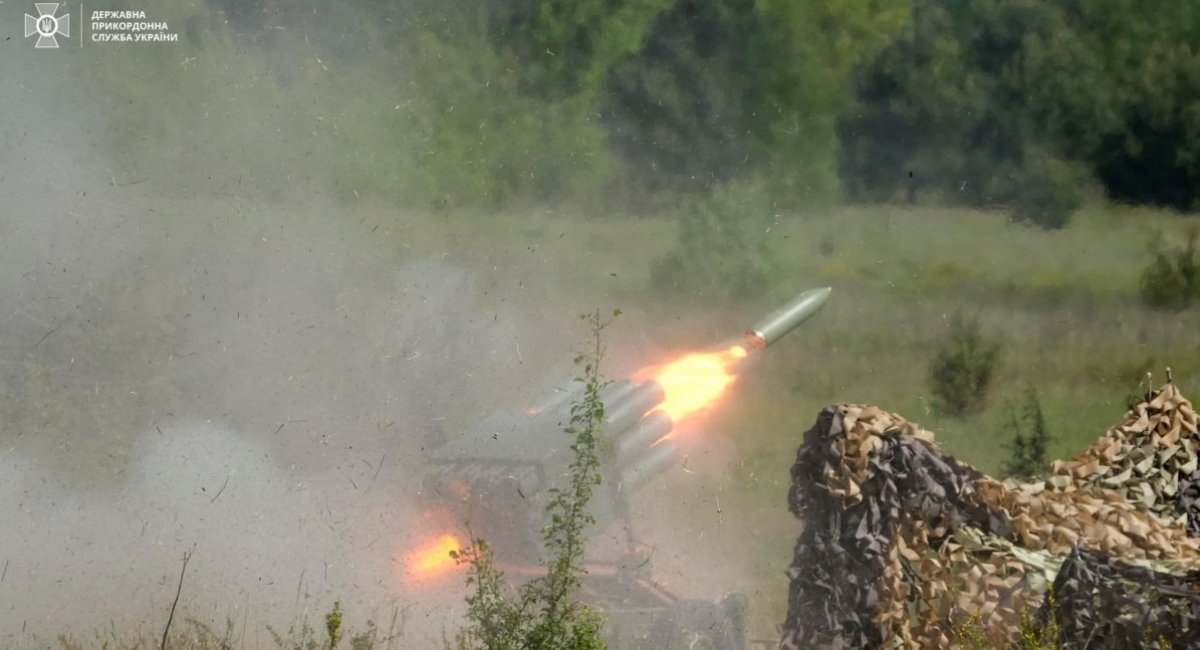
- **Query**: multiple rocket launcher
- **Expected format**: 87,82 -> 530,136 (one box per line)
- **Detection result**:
421,287 -> 831,561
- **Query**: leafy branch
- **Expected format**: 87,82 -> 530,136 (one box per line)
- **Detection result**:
452,309 -> 619,650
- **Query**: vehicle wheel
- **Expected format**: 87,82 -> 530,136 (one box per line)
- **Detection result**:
675,629 -> 719,650
652,599 -> 740,650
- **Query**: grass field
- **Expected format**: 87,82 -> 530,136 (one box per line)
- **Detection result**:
14,195 -> 1200,647
413,199 -> 1200,637
14,4 -> 1199,643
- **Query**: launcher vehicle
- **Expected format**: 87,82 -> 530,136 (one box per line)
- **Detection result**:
413,288 -> 831,649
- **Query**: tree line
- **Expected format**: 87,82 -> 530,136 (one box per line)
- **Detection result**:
208,0 -> 1199,220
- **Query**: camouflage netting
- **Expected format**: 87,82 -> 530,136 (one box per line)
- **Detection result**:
1050,385 -> 1200,529
780,383 -> 1200,649
1043,546 -> 1200,648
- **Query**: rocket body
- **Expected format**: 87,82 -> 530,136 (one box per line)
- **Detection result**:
745,287 -> 832,349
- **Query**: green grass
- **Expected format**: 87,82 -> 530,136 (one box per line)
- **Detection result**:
416,200 -> 1200,636
29,1 -> 1200,642
14,195 -> 1200,644
368,200 -> 1200,637
52,607 -> 400,650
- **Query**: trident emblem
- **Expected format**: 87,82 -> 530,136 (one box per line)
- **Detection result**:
25,3 -> 70,49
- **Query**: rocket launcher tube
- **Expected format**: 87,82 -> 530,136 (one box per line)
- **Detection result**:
529,378 -> 585,415
745,287 -> 832,349
603,380 -> 666,436
599,379 -> 637,412
530,378 -> 636,418
619,440 -> 680,493
614,411 -> 673,463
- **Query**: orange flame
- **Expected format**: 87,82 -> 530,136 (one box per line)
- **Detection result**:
405,533 -> 464,579
639,344 -> 747,424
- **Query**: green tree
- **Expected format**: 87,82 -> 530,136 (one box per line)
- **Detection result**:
1094,41 -> 1200,211
839,0 -> 1069,210
650,182 -> 780,300
603,0 -> 908,202
490,0 -> 673,100
1140,228 -> 1200,310
1003,387 -> 1053,479
840,0 -> 1200,217
452,310 -> 616,650
928,313 -> 1002,417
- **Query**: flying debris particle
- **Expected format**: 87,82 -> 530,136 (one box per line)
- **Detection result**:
209,476 -> 230,503
273,419 -> 306,435
36,323 -> 63,346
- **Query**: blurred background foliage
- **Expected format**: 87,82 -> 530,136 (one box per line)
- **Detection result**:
80,0 -> 1200,219
57,0 -> 1200,484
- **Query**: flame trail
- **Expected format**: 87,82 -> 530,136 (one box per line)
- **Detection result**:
637,344 -> 748,425
404,533 -> 464,579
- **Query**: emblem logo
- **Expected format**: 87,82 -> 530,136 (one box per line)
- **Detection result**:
24,3 -> 70,49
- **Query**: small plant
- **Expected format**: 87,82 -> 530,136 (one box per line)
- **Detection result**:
267,620 -> 320,650
928,312 -> 1002,417
1013,598 -> 1063,650
451,310 -> 616,650
949,612 -> 993,649
325,602 -> 344,649
349,620 -> 380,650
1003,387 -> 1054,479
950,592 -> 1063,649
1140,228 -> 1200,310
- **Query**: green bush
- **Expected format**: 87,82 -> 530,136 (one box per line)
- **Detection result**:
1012,155 -> 1083,231
451,311 -> 614,650
928,313 -> 1002,417
1003,387 -> 1053,479
650,183 -> 779,300
1140,229 -> 1200,310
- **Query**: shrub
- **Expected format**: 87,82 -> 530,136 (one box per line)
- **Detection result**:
451,311 -> 615,650
1012,154 -> 1083,231
928,313 -> 1002,417
325,602 -> 343,650
1003,387 -> 1054,479
1140,229 -> 1200,310
650,182 -> 779,300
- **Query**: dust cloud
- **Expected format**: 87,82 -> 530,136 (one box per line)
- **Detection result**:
3,32 -> 534,648
0,18 -> 756,647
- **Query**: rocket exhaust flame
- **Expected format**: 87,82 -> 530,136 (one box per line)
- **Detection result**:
410,287 -> 831,576
635,344 -> 749,426
405,533 -> 465,579
631,287 -> 830,427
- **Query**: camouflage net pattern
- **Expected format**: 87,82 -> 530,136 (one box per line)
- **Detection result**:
1042,546 -> 1200,648
1049,385 -> 1200,528
780,383 -> 1200,649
